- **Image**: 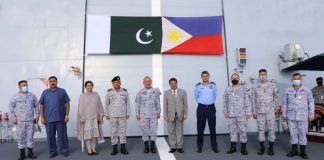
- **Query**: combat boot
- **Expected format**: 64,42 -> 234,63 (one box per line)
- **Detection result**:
227,142 -> 236,154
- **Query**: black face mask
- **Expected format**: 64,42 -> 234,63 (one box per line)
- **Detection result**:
232,79 -> 239,85
317,81 -> 323,86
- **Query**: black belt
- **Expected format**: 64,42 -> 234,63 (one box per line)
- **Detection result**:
198,103 -> 215,107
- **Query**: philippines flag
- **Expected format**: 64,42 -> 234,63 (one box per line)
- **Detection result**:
161,16 -> 224,55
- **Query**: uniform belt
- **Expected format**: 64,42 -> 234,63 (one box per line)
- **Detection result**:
198,103 -> 215,107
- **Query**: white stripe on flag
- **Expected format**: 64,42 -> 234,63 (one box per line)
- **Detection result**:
161,17 -> 192,53
85,15 -> 110,54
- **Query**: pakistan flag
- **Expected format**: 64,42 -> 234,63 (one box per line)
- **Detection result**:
110,17 -> 162,54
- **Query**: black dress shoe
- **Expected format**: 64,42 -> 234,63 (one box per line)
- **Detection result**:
213,147 -> 219,153
92,151 -> 98,155
169,148 -> 177,153
62,152 -> 70,157
177,148 -> 184,153
48,153 -> 57,158
197,148 -> 202,153
87,152 -> 93,156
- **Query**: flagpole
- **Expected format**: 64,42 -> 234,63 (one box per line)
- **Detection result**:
221,0 -> 230,86
82,0 -> 88,93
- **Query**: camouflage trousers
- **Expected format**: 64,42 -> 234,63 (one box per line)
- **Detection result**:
288,120 -> 308,145
110,117 -> 127,145
16,121 -> 34,149
228,117 -> 247,143
256,113 -> 276,142
139,117 -> 158,141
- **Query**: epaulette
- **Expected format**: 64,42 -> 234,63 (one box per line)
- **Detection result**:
196,82 -> 202,86
122,88 -> 127,91
210,81 -> 216,85
107,88 -> 113,92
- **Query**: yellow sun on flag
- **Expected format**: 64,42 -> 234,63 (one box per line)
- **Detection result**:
167,28 -> 182,44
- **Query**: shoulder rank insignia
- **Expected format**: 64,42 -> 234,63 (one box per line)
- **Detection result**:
210,81 -> 216,85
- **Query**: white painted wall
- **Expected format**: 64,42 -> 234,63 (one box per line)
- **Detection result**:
223,0 -> 324,131
1,0 -> 324,138
0,0 -> 85,138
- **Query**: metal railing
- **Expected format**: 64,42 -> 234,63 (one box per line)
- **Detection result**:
0,112 -> 15,143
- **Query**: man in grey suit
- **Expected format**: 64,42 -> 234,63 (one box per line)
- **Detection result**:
164,78 -> 188,153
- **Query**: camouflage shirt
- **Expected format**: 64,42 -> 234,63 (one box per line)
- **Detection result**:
9,92 -> 39,122
135,88 -> 161,118
251,82 -> 279,114
282,86 -> 315,121
223,85 -> 251,117
105,88 -> 131,118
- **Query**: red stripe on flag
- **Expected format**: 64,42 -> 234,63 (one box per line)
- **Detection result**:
39,78 -> 48,87
163,34 -> 223,55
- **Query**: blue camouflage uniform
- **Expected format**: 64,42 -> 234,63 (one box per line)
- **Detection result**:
223,85 -> 251,143
9,92 -> 39,149
135,88 -> 161,141
282,86 -> 315,145
251,83 -> 279,142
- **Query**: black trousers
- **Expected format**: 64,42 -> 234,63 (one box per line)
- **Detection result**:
197,104 -> 217,149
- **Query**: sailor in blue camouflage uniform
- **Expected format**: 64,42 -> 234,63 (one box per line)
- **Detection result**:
251,69 -> 278,156
282,73 -> 314,159
9,80 -> 39,160
135,76 -> 161,154
105,76 -> 130,155
194,70 -> 219,153
223,73 -> 251,155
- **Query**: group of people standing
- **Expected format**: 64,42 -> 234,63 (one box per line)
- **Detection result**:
222,70 -> 314,160
8,69 -> 315,160
9,76 -> 71,160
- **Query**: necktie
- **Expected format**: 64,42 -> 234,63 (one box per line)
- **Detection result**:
173,90 -> 176,98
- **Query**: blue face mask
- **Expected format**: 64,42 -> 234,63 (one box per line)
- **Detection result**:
259,75 -> 268,81
292,80 -> 301,86
22,86 -> 28,92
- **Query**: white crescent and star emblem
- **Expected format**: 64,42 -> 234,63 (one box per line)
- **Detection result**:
136,28 -> 153,45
